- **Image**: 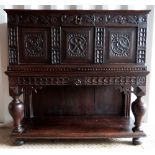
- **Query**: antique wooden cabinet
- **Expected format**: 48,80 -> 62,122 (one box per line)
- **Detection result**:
5,9 -> 150,145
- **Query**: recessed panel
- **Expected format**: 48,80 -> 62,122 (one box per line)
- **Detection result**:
19,28 -> 50,63
61,27 -> 94,63
105,28 -> 136,63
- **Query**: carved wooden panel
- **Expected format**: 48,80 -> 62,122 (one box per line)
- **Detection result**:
106,28 -> 136,63
61,27 -> 93,63
51,27 -> 61,64
94,27 -> 105,63
8,27 -> 18,64
19,28 -> 50,63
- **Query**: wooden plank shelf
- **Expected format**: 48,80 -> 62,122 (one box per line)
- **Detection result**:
11,116 -> 146,139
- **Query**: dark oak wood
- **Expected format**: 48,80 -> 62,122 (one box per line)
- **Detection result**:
4,9 -> 150,145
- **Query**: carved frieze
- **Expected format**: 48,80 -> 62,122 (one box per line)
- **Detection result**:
95,14 -> 147,25
85,76 -> 146,86
94,27 -> 104,63
12,76 -> 146,86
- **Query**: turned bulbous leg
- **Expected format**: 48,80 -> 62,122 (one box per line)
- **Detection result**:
132,96 -> 146,132
9,86 -> 24,133
131,95 -> 146,145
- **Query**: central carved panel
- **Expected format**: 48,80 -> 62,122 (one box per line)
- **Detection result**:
67,33 -> 87,57
62,27 -> 93,63
110,33 -> 130,57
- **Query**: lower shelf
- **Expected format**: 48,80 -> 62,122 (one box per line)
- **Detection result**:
11,116 -> 146,139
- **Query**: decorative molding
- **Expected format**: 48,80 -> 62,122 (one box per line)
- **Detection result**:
8,27 -> 18,64
51,27 -> 61,64
94,27 -> 104,63
95,14 -> 147,25
67,33 -> 87,57
24,32 -> 44,57
110,32 -> 130,57
7,65 -> 147,72
61,15 -> 95,25
136,27 -> 147,64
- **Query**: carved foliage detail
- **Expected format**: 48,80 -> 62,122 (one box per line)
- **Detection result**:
96,14 -> 147,25
137,28 -> 147,64
61,15 -> 95,25
51,28 -> 61,64
8,27 -> 18,64
94,27 -> 104,63
67,33 -> 88,57
110,32 -> 130,57
24,32 -> 44,57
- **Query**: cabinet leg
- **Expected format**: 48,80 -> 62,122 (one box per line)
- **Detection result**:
9,86 -> 24,133
132,138 -> 143,145
131,96 -> 146,132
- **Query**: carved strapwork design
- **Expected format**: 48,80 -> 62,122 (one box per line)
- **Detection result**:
51,27 -> 61,64
94,27 -> 104,63
67,33 -> 87,57
136,27 -> 147,64
8,27 -> 18,64
8,86 -> 24,133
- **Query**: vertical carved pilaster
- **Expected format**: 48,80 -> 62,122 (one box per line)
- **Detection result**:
136,27 -> 147,64
8,86 -> 24,133
51,27 -> 61,64
8,27 -> 18,64
94,27 -> 104,63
